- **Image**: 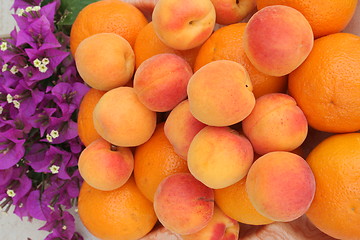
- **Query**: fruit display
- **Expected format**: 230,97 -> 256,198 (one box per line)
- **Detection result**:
71,0 -> 360,239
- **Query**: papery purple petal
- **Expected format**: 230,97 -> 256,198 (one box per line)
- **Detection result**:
68,138 -> 84,154
13,195 -> 29,219
0,129 -> 25,170
57,166 -> 70,180
16,15 -> 56,49
67,183 -> 80,199
39,1 -> 59,30
13,15 -> 33,34
12,171 -> 32,204
30,67 -> 53,81
25,48 -> 68,67
26,190 -> 46,221
0,167 -> 14,186
53,211 -> 76,239
48,120 -> 78,144
26,143 -> 49,171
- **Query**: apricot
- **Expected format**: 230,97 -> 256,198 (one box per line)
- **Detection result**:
78,138 -> 134,191
93,87 -> 157,147
153,173 -> 214,235
164,100 -> 207,159
75,33 -> 135,91
211,0 -> 257,25
187,60 -> 255,126
152,0 -> 216,50
181,206 -> 240,240
188,126 -> 254,189
243,5 -> 314,76
133,53 -> 193,112
246,151 -> 316,222
242,93 -> 308,155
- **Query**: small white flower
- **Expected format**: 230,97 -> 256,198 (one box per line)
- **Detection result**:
19,203 -> 23,208
50,129 -> 59,139
2,63 -> 8,72
38,64 -> 48,73
16,8 -> 25,16
0,106 -> 3,114
6,189 -> 16,197
33,58 -> 41,67
49,165 -> 60,174
25,6 -> 32,12
32,6 -> 41,11
6,94 -> 13,103
62,225 -> 67,230
0,42 -> 7,51
10,66 -> 18,74
46,134 -> 53,142
41,57 -> 50,65
74,208 -> 78,212
13,100 -> 20,109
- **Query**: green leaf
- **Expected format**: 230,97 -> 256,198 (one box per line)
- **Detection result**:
57,0 -> 100,26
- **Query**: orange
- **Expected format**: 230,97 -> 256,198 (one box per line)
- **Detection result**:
214,176 -> 274,225
70,0 -> 148,56
77,88 -> 106,146
134,122 -> 189,202
78,177 -> 158,240
306,133 -> 360,240
194,23 -> 287,99
288,33 -> 360,133
134,22 -> 201,70
256,0 -> 357,38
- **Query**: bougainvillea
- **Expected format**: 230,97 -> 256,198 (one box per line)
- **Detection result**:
0,0 -> 89,239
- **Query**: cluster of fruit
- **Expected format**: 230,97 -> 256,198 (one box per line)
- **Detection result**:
71,0 -> 360,239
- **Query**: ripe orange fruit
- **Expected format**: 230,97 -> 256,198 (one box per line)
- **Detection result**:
306,133 -> 360,240
194,23 -> 287,99
70,0 -> 148,56
256,0 -> 358,38
134,22 -> 201,70
288,33 -> 360,133
134,122 -> 189,202
77,88 -> 106,146
78,177 -> 158,240
214,176 -> 274,225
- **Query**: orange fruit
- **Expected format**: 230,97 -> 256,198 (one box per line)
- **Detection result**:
194,23 -> 287,99
70,0 -> 148,56
288,33 -> 360,133
214,176 -> 274,225
306,133 -> 360,240
78,177 -> 158,240
134,22 -> 201,70
134,122 -> 189,202
256,0 -> 358,38
77,88 -> 106,146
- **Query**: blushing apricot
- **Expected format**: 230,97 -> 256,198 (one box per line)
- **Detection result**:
93,87 -> 157,147
246,151 -> 316,222
164,100 -> 207,159
243,5 -> 313,76
242,93 -> 308,155
187,60 -> 255,126
75,33 -> 135,91
154,173 -> 214,235
188,126 -> 254,189
78,138 -> 134,191
133,53 -> 193,112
